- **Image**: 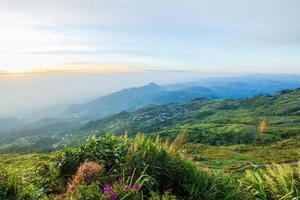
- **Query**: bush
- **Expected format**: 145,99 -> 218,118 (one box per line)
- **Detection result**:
54,133 -> 242,199
171,158 -> 240,200
56,134 -> 130,181
67,161 -> 104,193
125,134 -> 172,193
66,164 -> 155,200
122,133 -> 241,199
66,182 -> 103,200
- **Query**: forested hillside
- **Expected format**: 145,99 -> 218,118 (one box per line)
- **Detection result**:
83,88 -> 300,145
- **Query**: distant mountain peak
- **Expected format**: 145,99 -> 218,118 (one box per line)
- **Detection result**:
148,82 -> 159,86
143,82 -> 160,89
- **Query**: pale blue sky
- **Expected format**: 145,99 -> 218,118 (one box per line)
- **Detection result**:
0,0 -> 300,73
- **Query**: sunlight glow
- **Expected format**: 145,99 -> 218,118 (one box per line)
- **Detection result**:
0,65 -> 139,74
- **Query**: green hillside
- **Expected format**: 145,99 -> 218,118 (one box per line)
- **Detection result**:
1,88 -> 300,153
83,88 -> 300,145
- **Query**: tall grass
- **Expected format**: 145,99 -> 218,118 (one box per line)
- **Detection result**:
67,161 -> 104,193
53,132 -> 241,199
240,162 -> 300,199
124,133 -> 241,199
1,133 -> 299,199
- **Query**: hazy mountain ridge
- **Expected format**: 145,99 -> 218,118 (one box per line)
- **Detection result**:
1,87 -> 300,153
2,75 -> 300,153
65,75 -> 300,120
65,83 -> 218,120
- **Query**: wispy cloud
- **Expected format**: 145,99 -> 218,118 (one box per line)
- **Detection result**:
0,0 -> 299,73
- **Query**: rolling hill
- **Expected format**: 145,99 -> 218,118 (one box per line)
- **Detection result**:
81,88 -> 300,145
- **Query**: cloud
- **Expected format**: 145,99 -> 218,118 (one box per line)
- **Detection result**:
0,0 -> 299,73
2,0 -> 300,43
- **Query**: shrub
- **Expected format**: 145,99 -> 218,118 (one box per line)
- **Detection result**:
56,133 -> 242,199
67,161 -> 104,193
66,182 -> 103,200
66,165 -> 155,200
125,134 -> 172,193
171,158 -> 240,200
100,169 -> 155,200
56,134 -> 130,181
124,134 -> 241,199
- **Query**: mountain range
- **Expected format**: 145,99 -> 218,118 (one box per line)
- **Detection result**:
65,75 -> 300,120
1,74 -> 300,152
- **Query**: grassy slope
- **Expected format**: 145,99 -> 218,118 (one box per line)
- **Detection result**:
184,136 -> 300,172
82,89 -> 300,145
2,136 -> 299,175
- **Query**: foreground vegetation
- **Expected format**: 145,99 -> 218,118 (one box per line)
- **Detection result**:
0,133 -> 299,199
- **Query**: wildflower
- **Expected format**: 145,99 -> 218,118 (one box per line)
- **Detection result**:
104,184 -> 112,193
125,185 -> 129,190
110,192 -> 117,200
117,177 -> 122,184
132,183 -> 140,191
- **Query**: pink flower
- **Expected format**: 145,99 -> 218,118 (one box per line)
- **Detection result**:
110,192 -> 117,200
132,183 -> 140,191
117,178 -> 122,184
104,184 -> 112,193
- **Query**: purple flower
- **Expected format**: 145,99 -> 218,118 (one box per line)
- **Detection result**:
104,184 -> 112,193
110,192 -> 117,200
117,178 -> 122,184
125,185 -> 129,190
132,183 -> 140,191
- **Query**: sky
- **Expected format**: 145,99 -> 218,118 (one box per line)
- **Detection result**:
1,0 -> 300,117
0,0 -> 300,74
